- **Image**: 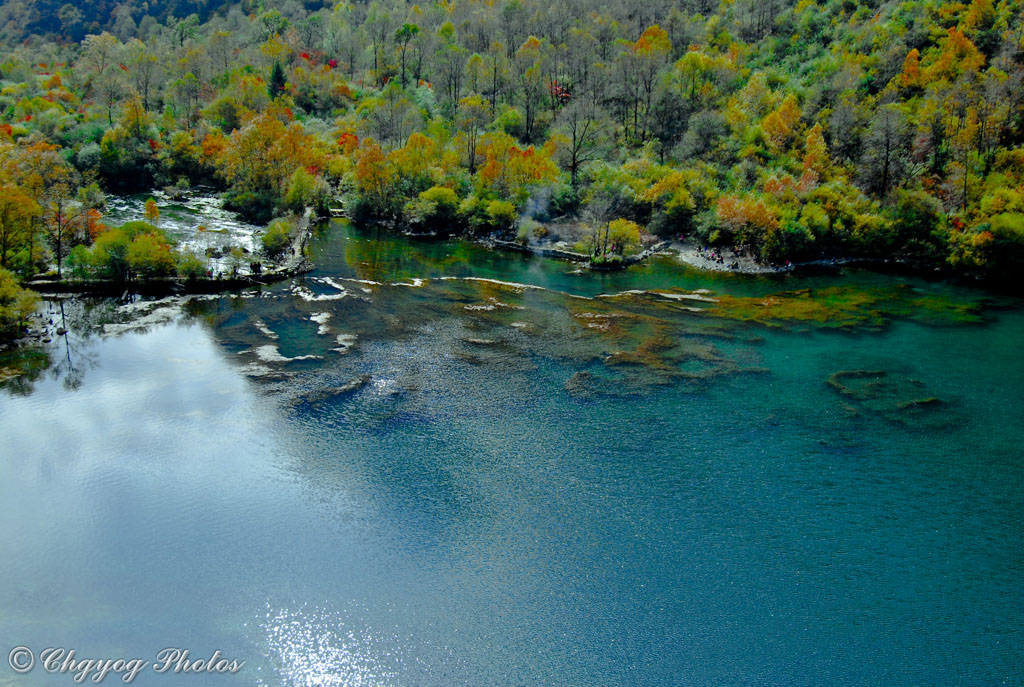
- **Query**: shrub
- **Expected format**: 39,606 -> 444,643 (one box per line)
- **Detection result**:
412,185 -> 460,232
515,218 -> 547,245
486,200 -> 516,233
127,233 -> 176,278
261,219 -> 293,260
458,195 -> 491,233
65,244 -> 93,279
549,183 -> 580,217
76,142 -> 101,171
90,227 -> 132,280
177,250 -> 208,280
224,190 -> 276,224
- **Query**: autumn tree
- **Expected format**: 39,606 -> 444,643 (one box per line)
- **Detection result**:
354,139 -> 398,217
144,198 -> 160,226
630,25 -> 672,143
0,186 -> 40,269
457,95 -> 490,175
514,36 -> 548,143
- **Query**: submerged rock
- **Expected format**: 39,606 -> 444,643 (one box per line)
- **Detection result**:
296,374 -> 372,404
825,369 -> 956,429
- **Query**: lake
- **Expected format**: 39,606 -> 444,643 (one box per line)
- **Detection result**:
1,218 -> 1022,686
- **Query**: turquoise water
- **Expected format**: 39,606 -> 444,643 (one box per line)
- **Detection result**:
1,220 -> 1022,686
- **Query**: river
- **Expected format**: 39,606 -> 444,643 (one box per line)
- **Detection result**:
1,217 -> 1021,686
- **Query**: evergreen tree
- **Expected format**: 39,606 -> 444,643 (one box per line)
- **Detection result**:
268,61 -> 286,100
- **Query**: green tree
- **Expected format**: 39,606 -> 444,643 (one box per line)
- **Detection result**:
394,23 -> 420,89
0,267 -> 38,340
268,61 -> 287,100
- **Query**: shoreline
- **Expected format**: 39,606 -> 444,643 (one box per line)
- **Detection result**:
21,208 -> 317,297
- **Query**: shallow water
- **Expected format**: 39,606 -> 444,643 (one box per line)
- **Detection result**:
1,220 -> 1022,686
104,190 -> 262,272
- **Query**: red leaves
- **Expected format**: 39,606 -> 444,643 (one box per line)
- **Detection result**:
548,80 -> 571,102
337,132 -> 359,154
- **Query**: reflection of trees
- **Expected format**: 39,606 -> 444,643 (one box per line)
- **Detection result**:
341,223 -> 468,283
49,299 -> 99,391
182,292 -> 250,328
0,346 -> 52,396
344,225 -> 410,283
0,297 -> 104,396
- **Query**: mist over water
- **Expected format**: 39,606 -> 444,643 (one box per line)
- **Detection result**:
1,219 -> 1022,686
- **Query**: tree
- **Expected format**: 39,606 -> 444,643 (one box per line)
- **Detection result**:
81,32 -> 126,126
0,187 -> 40,269
501,0 -> 528,58
607,218 -> 642,255
256,10 -> 288,42
861,104 -> 912,201
0,267 -> 38,340
434,25 -> 467,112
649,87 -> 689,163
45,182 -> 90,279
144,198 -> 160,226
394,23 -> 420,89
58,4 -> 83,39
514,36 -> 548,143
127,232 -> 176,278
457,95 -> 490,174
169,73 -> 202,129
125,39 -> 162,111
218,113 -> 319,199
365,3 -> 393,85
630,26 -> 672,143
582,188 -> 618,258
261,219 -> 293,259
268,61 -> 287,100
354,139 -> 397,216
553,99 -> 606,186
171,14 -> 200,46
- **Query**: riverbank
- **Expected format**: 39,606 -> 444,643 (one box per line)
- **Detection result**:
484,238 -> 673,270
22,208 -> 316,298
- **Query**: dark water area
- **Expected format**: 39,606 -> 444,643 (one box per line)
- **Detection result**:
1,219 -> 1021,686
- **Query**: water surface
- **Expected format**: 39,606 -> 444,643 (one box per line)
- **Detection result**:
1,220 -> 1021,686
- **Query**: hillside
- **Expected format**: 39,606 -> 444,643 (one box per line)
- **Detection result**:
0,0 -> 1022,331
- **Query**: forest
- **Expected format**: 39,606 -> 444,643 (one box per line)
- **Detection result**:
0,0 -> 1023,335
